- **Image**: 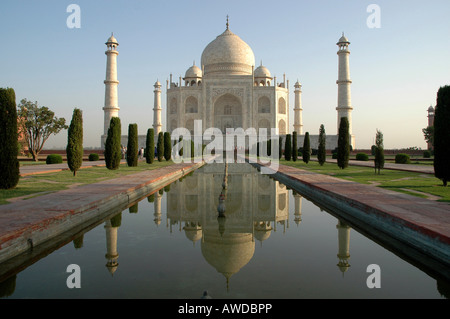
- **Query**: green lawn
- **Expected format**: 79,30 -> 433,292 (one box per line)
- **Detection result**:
0,160 -> 174,205
279,159 -> 450,202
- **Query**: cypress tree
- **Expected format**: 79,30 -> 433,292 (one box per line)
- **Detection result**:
0,88 -> 20,189
157,131 -> 164,162
337,117 -> 350,169
303,132 -> 311,164
434,85 -> 450,186
126,123 -> 138,167
374,129 -> 385,175
317,124 -> 326,166
279,136 -> 283,159
284,134 -> 292,161
292,131 -> 298,162
164,132 -> 171,161
105,117 -> 121,170
66,108 -> 83,176
146,128 -> 154,164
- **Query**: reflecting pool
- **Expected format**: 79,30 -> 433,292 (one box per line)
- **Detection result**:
0,163 -> 448,299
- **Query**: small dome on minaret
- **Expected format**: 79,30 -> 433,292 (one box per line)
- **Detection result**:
106,33 -> 118,46
337,32 -> 350,45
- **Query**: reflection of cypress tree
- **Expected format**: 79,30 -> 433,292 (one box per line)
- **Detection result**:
129,203 -> 138,214
164,184 -> 171,192
0,275 -> 16,298
73,235 -> 84,249
147,193 -> 155,203
110,212 -> 122,227
159,188 -> 164,195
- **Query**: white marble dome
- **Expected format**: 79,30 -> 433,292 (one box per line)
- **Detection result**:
201,28 -> 255,76
185,63 -> 202,78
254,64 -> 271,78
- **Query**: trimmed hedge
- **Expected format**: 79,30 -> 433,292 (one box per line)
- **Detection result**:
395,153 -> 410,164
46,154 -> 63,164
88,153 -> 99,161
355,153 -> 369,161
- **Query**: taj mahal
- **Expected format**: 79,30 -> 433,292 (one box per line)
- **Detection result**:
101,18 -> 356,150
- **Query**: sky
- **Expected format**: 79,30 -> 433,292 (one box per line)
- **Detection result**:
1,0 -> 449,150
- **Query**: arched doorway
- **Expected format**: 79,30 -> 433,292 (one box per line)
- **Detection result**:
214,93 -> 242,133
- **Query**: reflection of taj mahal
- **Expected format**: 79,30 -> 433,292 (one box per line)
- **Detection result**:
166,163 -> 290,288
101,18 -> 356,149
102,164 -> 353,288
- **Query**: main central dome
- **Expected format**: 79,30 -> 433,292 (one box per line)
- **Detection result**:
201,27 -> 255,76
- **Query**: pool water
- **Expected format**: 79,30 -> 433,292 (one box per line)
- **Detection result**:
0,163 -> 448,299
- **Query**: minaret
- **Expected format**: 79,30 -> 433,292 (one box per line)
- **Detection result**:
427,105 -> 435,150
427,105 -> 435,127
336,33 -> 355,148
153,80 -> 162,136
293,80 -> 303,134
102,33 -> 120,147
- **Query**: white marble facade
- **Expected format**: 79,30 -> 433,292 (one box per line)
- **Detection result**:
102,21 -> 356,150
166,23 -> 289,142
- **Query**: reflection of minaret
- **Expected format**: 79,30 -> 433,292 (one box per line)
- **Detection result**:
154,191 -> 162,225
336,220 -> 351,275
104,219 -> 119,275
293,192 -> 302,226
